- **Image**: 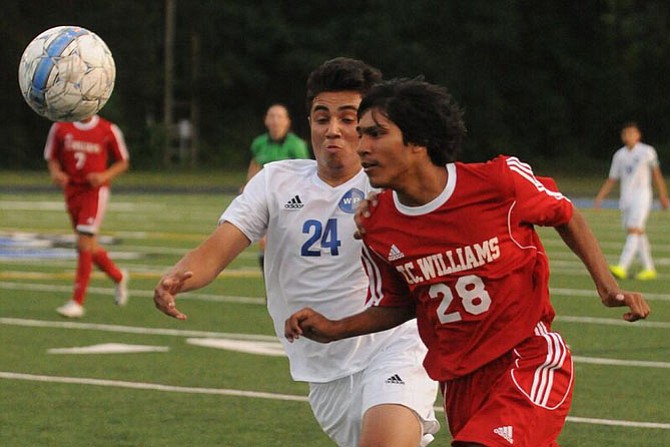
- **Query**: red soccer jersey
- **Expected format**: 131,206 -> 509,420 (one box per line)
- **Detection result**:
43,115 -> 129,187
361,156 -> 574,381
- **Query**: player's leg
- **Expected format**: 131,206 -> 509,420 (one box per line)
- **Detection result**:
611,207 -> 638,278
57,232 -> 94,318
73,233 -> 96,305
360,404 -> 422,447
633,204 -> 656,279
57,190 -> 89,317
448,323 -> 573,447
308,374 -> 360,447
359,326 -> 440,447
85,186 -> 129,303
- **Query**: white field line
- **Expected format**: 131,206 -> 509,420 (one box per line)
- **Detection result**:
0,317 -> 276,341
3,280 -> 670,306
2,318 -> 669,368
551,287 -> 670,302
556,315 -> 670,329
0,281 -> 265,305
571,356 -> 670,369
1,371 -> 669,430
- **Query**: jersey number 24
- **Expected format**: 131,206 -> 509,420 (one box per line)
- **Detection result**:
301,218 -> 341,256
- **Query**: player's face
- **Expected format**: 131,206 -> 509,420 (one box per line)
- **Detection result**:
357,109 -> 414,189
309,91 -> 362,183
265,105 -> 291,140
621,126 -> 641,149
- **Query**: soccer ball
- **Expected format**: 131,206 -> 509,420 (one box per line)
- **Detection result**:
18,26 -> 116,122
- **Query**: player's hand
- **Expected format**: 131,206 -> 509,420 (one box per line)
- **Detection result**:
153,271 -> 193,320
86,172 -> 106,187
285,307 -> 336,343
593,197 -> 602,209
660,196 -> 670,210
51,171 -> 69,188
353,192 -> 379,240
601,290 -> 650,322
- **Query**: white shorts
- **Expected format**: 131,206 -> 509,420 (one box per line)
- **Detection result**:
621,200 -> 650,230
308,329 -> 440,447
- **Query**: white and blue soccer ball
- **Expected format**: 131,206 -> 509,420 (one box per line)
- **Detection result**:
18,26 -> 116,122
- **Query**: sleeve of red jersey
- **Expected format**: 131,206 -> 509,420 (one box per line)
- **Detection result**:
109,123 -> 130,161
504,156 -> 573,227
43,122 -> 61,161
360,244 -> 413,308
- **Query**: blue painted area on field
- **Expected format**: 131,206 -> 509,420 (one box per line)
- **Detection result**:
569,197 -> 665,210
570,198 -> 616,209
0,248 -> 76,260
0,235 -> 75,260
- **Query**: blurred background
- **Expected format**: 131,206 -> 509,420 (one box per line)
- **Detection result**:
2,0 -> 669,174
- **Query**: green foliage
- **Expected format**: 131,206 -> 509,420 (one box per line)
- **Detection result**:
2,1 -> 670,170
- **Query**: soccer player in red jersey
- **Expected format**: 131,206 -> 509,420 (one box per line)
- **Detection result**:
44,114 -> 130,318
285,78 -> 651,446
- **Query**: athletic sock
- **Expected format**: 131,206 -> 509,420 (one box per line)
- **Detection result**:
638,234 -> 655,271
93,249 -> 123,283
618,234 -> 640,270
73,250 -> 93,305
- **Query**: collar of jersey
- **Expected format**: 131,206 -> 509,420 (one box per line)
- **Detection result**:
392,163 -> 456,216
74,115 -> 99,130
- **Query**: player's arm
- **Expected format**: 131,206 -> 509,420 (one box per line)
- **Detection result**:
554,209 -> 650,322
594,178 -> 617,209
651,166 -> 669,209
284,305 -> 415,343
46,159 -> 69,188
87,158 -> 129,187
154,222 -> 251,320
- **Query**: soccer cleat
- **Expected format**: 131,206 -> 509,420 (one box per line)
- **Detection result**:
609,265 -> 627,280
115,269 -> 129,306
635,269 -> 657,281
57,300 -> 85,318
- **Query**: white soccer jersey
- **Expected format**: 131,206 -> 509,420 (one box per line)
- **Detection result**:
609,142 -> 659,208
221,159 -> 420,382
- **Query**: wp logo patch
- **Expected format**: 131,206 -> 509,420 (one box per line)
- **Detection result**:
338,188 -> 365,214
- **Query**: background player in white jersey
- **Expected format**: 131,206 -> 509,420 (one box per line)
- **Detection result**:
154,58 -> 439,447
595,122 -> 669,280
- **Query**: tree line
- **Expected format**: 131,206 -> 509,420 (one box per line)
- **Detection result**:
2,0 -> 669,172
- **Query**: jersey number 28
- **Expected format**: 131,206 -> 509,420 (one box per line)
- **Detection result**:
428,275 -> 492,324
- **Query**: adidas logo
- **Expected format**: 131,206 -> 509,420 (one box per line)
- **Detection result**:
385,374 -> 405,385
388,244 -> 404,261
493,426 -> 514,444
284,195 -> 304,209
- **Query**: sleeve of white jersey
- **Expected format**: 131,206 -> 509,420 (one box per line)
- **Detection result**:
218,168 -> 270,243
647,146 -> 660,168
608,150 -> 622,180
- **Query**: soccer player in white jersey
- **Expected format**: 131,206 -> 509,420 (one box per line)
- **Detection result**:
595,122 -> 669,280
154,58 -> 439,447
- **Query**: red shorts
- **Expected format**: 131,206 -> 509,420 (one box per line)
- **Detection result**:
65,185 -> 109,235
442,322 -> 574,447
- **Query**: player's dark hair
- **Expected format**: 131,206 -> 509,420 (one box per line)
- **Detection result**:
305,57 -> 382,113
621,121 -> 639,131
358,78 -> 466,166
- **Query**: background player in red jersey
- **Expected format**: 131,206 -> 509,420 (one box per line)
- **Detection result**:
44,114 -> 130,318
285,78 -> 651,446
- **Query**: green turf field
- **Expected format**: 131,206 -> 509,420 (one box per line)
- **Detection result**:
1,186 -> 669,446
